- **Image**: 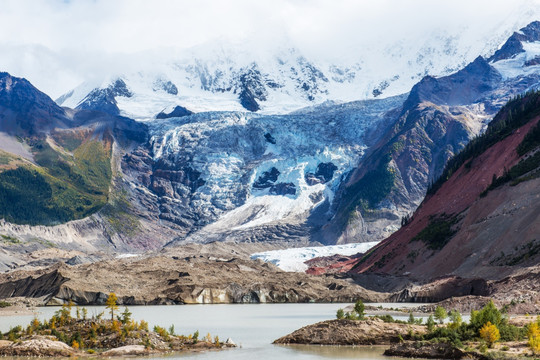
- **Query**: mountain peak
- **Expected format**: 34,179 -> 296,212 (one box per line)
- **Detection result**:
0,71 -> 68,135
489,20 -> 540,62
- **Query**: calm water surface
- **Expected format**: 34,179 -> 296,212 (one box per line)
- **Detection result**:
0,303 -> 421,359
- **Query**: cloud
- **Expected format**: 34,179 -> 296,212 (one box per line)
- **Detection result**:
1,0 -> 540,97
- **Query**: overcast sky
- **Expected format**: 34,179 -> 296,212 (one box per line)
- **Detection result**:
1,0 -> 540,97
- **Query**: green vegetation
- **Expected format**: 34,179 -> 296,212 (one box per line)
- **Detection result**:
337,153 -> 396,231
0,301 -> 11,308
346,154 -> 396,212
336,300 -> 367,320
517,119 -> 540,156
490,239 -> 540,266
418,301 -> 531,350
428,90 -> 540,196
434,306 -> 448,324
411,214 -> 458,250
1,234 -> 20,244
0,137 -> 112,225
101,189 -> 141,236
52,131 -> 86,152
0,154 -> 11,165
481,151 -> 540,196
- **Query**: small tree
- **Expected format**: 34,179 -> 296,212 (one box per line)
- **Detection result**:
427,315 -> 435,332
528,322 -> 540,355
120,307 -> 132,325
408,311 -> 415,324
336,308 -> 345,320
354,300 -> 365,320
480,321 -> 500,348
106,293 -> 119,320
471,300 -> 503,331
434,306 -> 447,324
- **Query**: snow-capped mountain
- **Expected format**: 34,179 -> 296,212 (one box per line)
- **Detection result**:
55,12 -> 535,119
4,21 -> 540,253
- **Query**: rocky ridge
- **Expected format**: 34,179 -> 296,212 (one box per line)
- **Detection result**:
0,249 -> 388,305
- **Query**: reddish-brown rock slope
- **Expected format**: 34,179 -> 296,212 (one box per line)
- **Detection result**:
349,93 -> 540,283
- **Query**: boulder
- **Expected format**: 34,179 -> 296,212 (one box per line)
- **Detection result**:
101,345 -> 148,356
0,336 -> 74,357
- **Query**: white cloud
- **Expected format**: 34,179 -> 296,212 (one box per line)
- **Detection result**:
1,0 -> 540,98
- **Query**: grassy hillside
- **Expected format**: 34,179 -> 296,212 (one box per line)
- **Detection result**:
0,133 -> 112,225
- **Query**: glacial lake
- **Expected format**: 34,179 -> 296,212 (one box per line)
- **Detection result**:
0,303 -> 424,359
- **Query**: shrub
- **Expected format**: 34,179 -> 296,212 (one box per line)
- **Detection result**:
138,320 -> 149,331
336,308 -> 345,320
479,322 -> 500,348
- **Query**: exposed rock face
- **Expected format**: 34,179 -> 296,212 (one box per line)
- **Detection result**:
273,318 -> 425,345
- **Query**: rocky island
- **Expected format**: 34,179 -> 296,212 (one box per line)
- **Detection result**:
0,295 -> 235,357
275,300 -> 540,359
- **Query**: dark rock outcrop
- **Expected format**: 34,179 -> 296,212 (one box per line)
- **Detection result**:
269,182 -> 296,196
238,65 -> 268,112
305,162 -> 337,185
0,270 -> 67,299
156,105 -> 193,119
253,167 -> 280,189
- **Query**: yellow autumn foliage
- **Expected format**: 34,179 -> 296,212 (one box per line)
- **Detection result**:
479,321 -> 500,348
528,322 -> 540,354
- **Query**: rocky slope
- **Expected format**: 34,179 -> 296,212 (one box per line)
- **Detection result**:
344,91 -> 540,297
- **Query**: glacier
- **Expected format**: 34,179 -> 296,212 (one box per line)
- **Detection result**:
251,242 -> 379,272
